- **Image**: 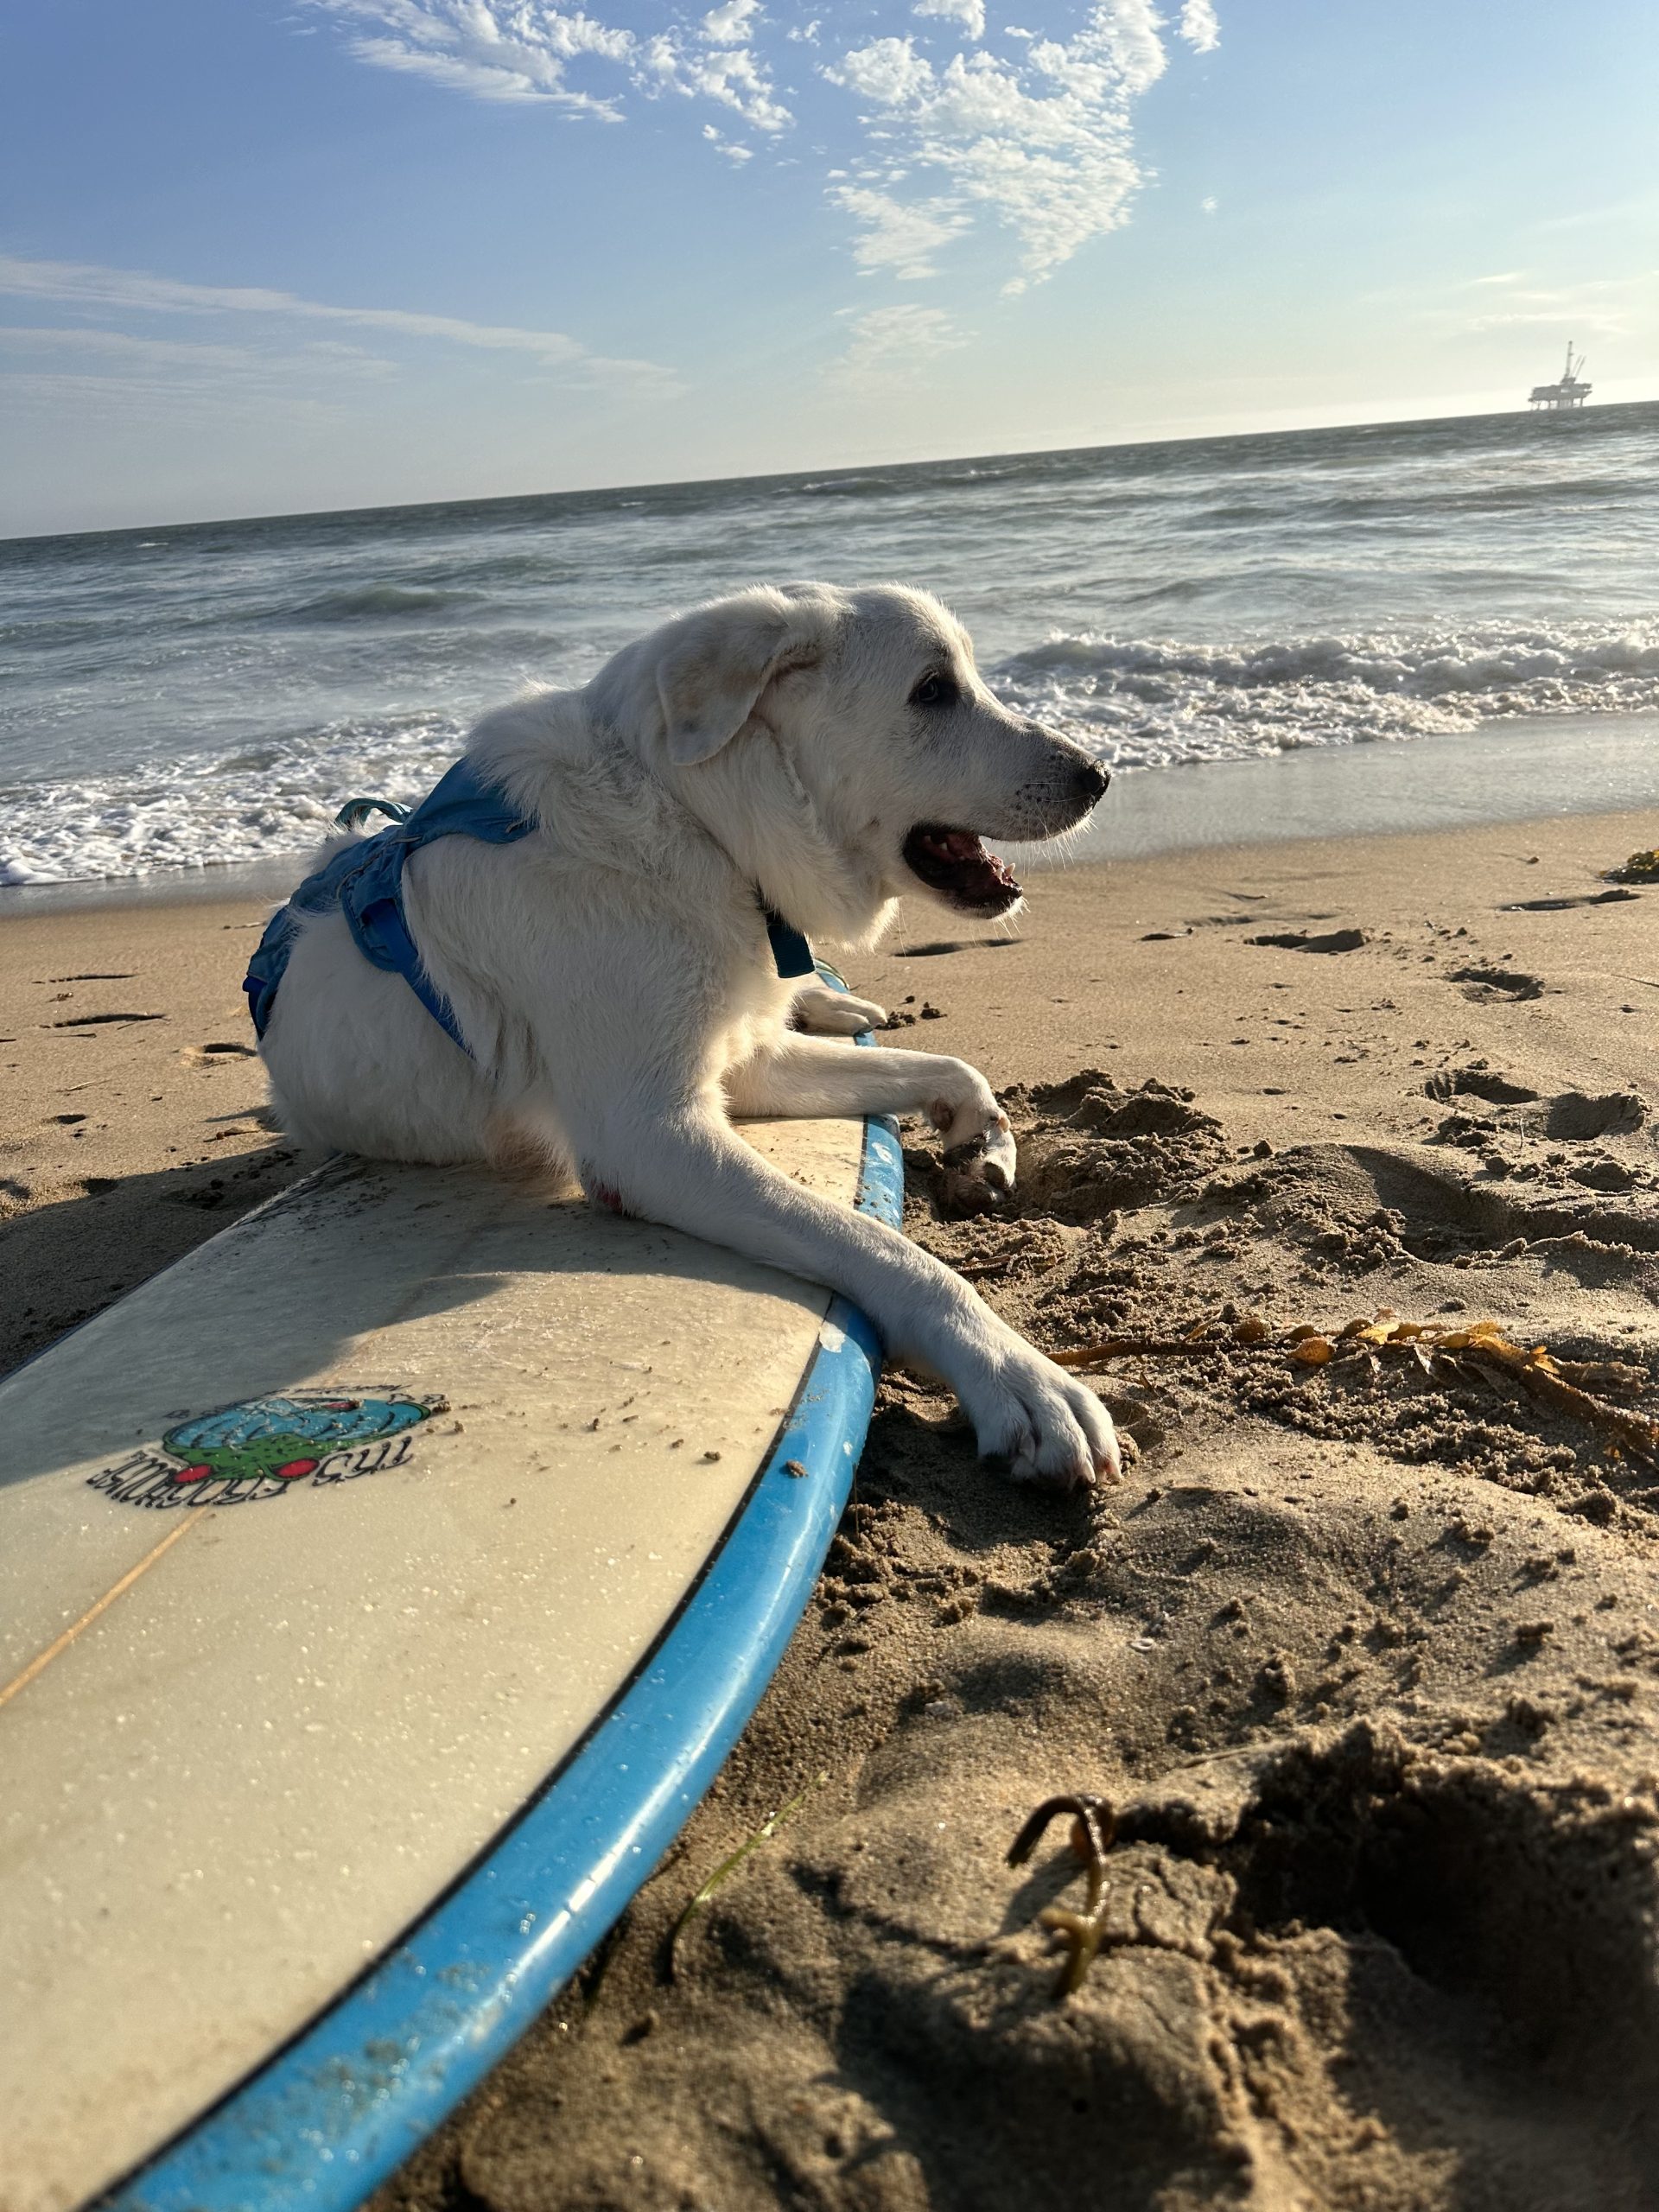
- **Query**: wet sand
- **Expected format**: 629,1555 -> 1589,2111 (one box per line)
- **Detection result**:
5,804 -> 1659,2209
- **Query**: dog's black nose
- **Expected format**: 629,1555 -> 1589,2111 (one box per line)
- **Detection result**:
1074,759 -> 1110,804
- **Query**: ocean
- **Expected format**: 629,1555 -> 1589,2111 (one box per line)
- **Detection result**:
3,403 -> 1657,891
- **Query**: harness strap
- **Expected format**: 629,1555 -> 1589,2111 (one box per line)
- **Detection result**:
334,797 -> 411,831
763,908 -> 816,980
348,888 -> 474,1053
245,760 -> 818,1063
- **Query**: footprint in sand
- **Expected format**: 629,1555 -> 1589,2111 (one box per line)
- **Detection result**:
896,938 -> 1019,957
181,1041 -> 258,1066
1543,1090 -> 1647,1139
1499,887 -> 1639,912
1425,1069 -> 1646,1139
1425,1067 -> 1540,1106
1097,1720 -> 1659,2192
1448,963 -> 1544,1002
1247,927 -> 1368,954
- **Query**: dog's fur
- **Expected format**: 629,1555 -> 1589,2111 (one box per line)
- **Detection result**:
261,582 -> 1118,1487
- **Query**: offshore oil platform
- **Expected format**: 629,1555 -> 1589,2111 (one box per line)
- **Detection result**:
1529,341 -> 1592,411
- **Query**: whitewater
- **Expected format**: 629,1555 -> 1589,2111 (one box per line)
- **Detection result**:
3,402 -> 1656,887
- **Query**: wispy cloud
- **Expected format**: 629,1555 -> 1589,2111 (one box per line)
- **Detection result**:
1466,305 -> 1632,338
1531,193 -> 1659,237
915,0 -> 987,38
308,0 -> 789,132
702,123 -> 755,164
0,323 -> 398,382
639,29 -> 791,133
830,185 -> 973,278
0,255 -> 672,384
1177,0 -> 1220,54
823,3 -> 1182,291
306,0 -> 634,116
825,35 -> 937,106
1,325 -> 271,372
0,326 -> 401,433
835,302 -> 967,388
1444,270 -> 1655,340
1372,267 -> 1657,353
702,0 -> 763,44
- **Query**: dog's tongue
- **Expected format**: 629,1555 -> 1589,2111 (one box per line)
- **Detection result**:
930,830 -> 982,861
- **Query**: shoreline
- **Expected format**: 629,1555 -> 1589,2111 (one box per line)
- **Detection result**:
1047,707 -> 1659,864
3,709 -> 1656,919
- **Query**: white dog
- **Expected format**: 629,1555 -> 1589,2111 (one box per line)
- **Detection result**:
259,582 -> 1118,1489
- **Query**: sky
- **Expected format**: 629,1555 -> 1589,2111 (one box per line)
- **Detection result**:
1,0 -> 1655,537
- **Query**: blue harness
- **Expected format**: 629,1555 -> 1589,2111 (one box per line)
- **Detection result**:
244,757 -> 815,1063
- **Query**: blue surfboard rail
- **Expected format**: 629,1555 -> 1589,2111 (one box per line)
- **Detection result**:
100,1037 -> 902,2212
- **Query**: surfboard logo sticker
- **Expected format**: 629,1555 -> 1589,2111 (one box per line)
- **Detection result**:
86,1388 -> 448,1510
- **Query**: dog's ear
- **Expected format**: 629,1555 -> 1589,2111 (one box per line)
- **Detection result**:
656,595 -> 825,767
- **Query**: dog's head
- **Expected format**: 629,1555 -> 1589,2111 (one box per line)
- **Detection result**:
591,582 -> 1109,931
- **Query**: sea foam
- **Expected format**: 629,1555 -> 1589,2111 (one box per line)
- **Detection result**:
0,714 -> 463,887
992,620 -> 1659,768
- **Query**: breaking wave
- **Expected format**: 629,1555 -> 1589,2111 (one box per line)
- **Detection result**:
991,620 -> 1659,769
0,712 -> 465,887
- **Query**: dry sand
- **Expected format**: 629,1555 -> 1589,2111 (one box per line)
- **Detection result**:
0,897 -> 306,1375
5,805 -> 1659,2210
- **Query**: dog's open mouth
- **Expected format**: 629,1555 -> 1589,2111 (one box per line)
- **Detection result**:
902,824 -> 1022,915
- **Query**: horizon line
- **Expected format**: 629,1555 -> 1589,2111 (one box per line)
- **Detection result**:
4,388 -> 1656,550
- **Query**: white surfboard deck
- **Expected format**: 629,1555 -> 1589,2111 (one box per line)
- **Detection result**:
0,1101 -> 902,2212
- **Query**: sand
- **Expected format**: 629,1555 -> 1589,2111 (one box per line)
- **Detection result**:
0,897 -> 306,1375
5,804 -> 1659,2210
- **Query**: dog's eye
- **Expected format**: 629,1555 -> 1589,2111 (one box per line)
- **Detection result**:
910,671 -> 958,709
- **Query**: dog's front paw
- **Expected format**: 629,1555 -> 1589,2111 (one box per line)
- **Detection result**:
834,991 -> 889,1033
958,1342 -> 1122,1491
940,1111 -> 1017,1213
792,984 -> 887,1036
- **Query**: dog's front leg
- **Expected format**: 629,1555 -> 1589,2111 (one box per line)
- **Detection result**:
568,1087 -> 1117,1491
726,1033 -> 1017,1193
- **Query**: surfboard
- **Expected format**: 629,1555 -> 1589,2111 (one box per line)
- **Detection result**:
0,1055 -> 902,2212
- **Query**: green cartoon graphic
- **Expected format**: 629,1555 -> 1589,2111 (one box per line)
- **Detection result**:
88,1387 -> 448,1509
